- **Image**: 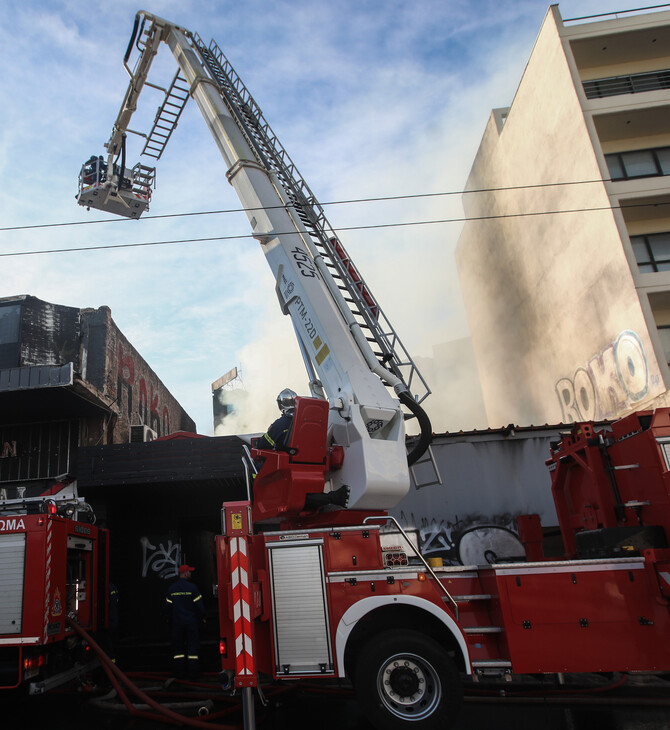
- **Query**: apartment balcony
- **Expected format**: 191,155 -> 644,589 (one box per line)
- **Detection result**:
570,20 -> 670,81
583,68 -> 670,99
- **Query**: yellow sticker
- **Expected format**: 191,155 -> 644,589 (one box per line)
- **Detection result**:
316,343 -> 330,365
231,513 -> 242,530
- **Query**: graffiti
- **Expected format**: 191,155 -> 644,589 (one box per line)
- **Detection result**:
1,441 -> 17,458
420,520 -> 457,557
556,330 -> 651,422
118,344 -> 171,436
141,536 -> 181,579
117,344 -> 135,417
399,511 -> 522,566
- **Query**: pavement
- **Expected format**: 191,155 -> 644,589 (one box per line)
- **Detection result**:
3,673 -> 670,730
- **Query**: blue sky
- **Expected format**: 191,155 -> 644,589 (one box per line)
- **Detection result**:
0,0 -> 629,434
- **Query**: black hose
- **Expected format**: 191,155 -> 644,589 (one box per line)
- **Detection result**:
120,134 -> 127,179
124,14 -> 141,64
399,391 -> 432,466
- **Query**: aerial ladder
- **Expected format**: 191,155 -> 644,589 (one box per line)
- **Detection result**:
77,11 -> 434,516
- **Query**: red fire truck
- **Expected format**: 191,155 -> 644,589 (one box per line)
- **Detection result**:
212,403 -> 670,730
79,12 -> 670,729
0,483 -> 109,694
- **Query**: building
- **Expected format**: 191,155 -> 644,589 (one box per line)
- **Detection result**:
0,295 -> 195,496
456,4 -> 670,428
397,422 -> 573,565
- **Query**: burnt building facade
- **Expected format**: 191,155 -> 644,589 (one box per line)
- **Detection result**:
0,295 -> 196,496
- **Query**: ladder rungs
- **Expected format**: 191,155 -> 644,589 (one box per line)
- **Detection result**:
463,626 -> 502,634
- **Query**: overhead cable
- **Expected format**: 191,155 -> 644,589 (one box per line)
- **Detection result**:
0,200 -> 659,258
0,178 -> 612,233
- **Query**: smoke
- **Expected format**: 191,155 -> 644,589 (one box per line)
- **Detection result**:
213,306 -> 307,437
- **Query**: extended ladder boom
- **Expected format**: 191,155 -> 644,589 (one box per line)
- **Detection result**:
78,11 -> 434,509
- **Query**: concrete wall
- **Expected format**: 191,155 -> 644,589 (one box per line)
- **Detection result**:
455,7 -> 668,428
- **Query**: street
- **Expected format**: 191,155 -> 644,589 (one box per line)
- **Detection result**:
3,674 -> 669,730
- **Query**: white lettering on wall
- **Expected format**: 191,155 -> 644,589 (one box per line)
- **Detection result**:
556,330 -> 650,422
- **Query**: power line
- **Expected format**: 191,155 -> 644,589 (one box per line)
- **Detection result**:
0,201 -> 652,258
0,178 -> 611,233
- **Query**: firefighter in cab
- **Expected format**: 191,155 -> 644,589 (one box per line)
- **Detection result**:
165,564 -> 205,678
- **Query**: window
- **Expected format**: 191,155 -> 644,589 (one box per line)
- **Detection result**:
658,325 -> 670,367
0,305 -> 20,345
631,232 -> 670,273
0,304 -> 21,369
607,147 -> 670,181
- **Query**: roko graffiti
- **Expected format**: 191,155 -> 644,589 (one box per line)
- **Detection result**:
117,343 -> 171,436
555,330 -> 657,422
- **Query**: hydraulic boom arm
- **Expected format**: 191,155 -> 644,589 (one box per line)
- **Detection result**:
78,11 -> 434,510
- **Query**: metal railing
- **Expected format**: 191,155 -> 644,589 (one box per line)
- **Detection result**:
363,514 -> 459,621
565,4 -> 670,23
583,68 -> 670,99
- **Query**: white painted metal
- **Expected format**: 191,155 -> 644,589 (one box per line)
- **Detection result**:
334,595 -> 472,678
0,533 -> 26,634
164,25 -> 409,508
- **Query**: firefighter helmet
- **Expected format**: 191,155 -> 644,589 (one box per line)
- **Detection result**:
277,388 -> 297,414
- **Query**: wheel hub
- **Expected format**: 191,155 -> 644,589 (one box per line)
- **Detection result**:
386,661 -> 424,702
377,652 -> 441,720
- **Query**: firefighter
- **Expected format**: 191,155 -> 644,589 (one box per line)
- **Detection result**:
165,564 -> 205,678
260,388 -> 297,451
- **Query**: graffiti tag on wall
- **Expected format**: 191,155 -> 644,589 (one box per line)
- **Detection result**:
118,344 -> 171,436
555,330 -> 657,422
141,536 -> 181,580
399,511 -> 524,566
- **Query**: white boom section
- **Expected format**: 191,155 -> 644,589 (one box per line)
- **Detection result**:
94,13 -> 414,509
165,27 -> 408,509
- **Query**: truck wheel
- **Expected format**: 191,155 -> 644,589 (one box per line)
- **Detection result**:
353,629 -> 462,730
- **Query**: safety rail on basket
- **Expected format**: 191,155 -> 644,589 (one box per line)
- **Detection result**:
363,514 -> 459,621
241,444 -> 258,502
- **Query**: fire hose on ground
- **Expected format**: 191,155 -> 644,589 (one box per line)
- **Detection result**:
66,617 -> 245,729
66,618 -> 670,725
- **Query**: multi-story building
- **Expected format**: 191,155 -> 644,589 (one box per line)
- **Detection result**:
456,4 -> 670,427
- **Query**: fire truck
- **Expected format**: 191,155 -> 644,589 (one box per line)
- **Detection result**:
0,481 -> 109,694
78,12 -> 670,729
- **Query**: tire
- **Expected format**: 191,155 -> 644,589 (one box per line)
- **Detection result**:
353,629 -> 462,730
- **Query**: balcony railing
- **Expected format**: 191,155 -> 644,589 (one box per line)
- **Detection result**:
583,69 -> 670,99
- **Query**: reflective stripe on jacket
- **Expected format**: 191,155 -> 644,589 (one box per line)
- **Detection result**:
165,577 -> 205,624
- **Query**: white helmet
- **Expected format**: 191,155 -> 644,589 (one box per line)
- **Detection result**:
277,388 -> 297,414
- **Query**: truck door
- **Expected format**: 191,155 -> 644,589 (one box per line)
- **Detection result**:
0,532 -> 26,635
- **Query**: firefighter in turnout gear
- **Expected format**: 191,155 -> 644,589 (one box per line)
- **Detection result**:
165,564 -> 205,678
261,388 -> 297,452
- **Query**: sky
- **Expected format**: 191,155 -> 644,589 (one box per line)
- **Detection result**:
0,0 -> 639,436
